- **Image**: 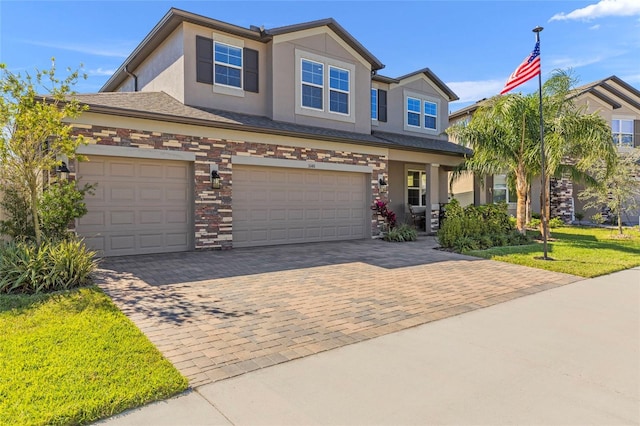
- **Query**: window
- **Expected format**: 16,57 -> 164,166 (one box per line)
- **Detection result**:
424,101 -> 437,130
371,89 -> 378,120
612,119 -> 634,147
405,93 -> 439,132
493,174 -> 517,204
214,42 -> 242,88
407,97 -> 421,127
329,67 -> 349,114
407,170 -> 427,206
301,59 -> 324,110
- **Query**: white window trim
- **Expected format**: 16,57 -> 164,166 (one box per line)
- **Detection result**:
423,100 -> 437,130
403,90 -> 441,135
301,59 -> 325,112
294,49 -> 356,124
612,117 -> 634,147
493,174 -> 516,205
212,33 -> 245,98
407,168 -> 428,207
406,97 -> 422,129
328,65 -> 350,115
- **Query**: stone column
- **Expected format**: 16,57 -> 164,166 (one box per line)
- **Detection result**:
428,164 -> 440,233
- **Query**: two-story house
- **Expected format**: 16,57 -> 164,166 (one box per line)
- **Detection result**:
66,8 -> 469,256
448,75 -> 640,224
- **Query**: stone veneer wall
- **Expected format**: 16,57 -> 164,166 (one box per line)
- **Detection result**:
550,176 -> 574,223
71,124 -> 388,249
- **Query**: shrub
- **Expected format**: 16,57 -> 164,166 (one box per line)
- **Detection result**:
532,212 -> 541,220
385,224 -> 417,242
371,199 -> 397,230
507,230 -> 532,245
528,218 -> 541,228
40,181 -> 95,241
0,239 -> 98,294
591,213 -> 605,225
575,212 -> 584,222
548,217 -> 564,228
438,200 -> 516,252
0,181 -> 94,242
453,236 -> 479,253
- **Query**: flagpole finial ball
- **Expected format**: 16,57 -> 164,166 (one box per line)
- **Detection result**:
532,26 -> 544,33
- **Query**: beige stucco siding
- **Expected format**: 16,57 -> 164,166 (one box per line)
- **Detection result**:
182,22 -> 268,116
271,30 -> 372,134
376,76 -> 449,139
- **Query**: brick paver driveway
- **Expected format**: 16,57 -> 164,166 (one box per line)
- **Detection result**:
97,237 -> 579,387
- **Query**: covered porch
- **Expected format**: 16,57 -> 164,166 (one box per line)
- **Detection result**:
385,149 -> 466,233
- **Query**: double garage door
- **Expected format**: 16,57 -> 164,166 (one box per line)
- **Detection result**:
76,155 -> 191,257
77,156 -> 369,255
232,165 -> 368,248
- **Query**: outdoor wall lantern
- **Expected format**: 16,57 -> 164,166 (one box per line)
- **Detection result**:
56,162 -> 70,181
210,164 -> 221,190
378,175 -> 388,193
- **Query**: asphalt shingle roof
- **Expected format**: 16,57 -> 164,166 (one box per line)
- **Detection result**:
72,91 -> 471,156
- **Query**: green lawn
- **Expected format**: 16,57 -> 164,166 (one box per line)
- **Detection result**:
0,287 -> 188,426
466,226 -> 640,277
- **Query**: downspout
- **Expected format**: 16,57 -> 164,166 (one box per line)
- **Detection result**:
124,65 -> 138,92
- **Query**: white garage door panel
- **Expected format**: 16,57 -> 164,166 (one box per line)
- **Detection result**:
233,165 -> 367,248
77,155 -> 191,256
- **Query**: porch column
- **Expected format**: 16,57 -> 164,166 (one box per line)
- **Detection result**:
428,163 -> 440,233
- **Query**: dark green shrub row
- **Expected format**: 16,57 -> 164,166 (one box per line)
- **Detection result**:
0,239 -> 98,294
438,199 -> 530,252
385,224 -> 418,242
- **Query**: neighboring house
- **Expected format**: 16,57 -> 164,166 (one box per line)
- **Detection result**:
448,75 -> 640,223
66,8 -> 469,256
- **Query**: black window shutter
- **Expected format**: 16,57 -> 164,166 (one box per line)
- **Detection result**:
634,120 -> 640,148
196,36 -> 213,84
243,48 -> 259,93
378,89 -> 387,122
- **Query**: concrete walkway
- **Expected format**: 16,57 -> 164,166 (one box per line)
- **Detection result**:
100,267 -> 639,425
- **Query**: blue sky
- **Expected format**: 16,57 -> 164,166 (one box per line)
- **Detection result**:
1,0 -> 639,112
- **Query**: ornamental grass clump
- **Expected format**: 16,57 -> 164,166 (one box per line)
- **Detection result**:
0,239 -> 97,294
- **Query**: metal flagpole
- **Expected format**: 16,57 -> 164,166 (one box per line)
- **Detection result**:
533,26 -> 549,260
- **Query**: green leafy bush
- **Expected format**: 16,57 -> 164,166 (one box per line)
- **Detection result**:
548,217 -> 564,228
385,224 -> 418,242
40,181 -> 95,241
591,213 -> 605,224
0,239 -> 98,294
438,200 -> 524,252
0,181 -> 94,242
528,218 -> 541,228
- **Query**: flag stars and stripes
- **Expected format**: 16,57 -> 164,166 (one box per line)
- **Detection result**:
501,41 -> 541,94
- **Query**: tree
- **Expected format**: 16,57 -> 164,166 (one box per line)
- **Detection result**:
578,149 -> 640,235
0,60 -> 87,245
448,70 -> 617,237
448,93 -> 542,233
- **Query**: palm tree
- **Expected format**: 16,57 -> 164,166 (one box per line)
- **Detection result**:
448,94 -> 540,233
448,70 -> 617,237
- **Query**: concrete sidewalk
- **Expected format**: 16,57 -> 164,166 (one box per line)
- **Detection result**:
99,267 -> 640,425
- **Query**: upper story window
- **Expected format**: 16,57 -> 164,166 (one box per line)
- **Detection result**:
295,49 -> 356,124
407,97 -> 421,127
214,42 -> 242,88
371,89 -> 378,120
302,60 -> 324,109
423,101 -> 437,130
612,118 -> 633,147
329,67 -> 349,114
404,91 -> 440,134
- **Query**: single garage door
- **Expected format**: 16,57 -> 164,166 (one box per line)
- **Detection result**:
76,155 -> 191,257
233,165 -> 368,248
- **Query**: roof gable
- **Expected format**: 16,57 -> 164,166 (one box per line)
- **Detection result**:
378,68 -> 459,102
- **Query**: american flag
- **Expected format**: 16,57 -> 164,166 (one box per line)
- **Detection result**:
500,42 -> 541,94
